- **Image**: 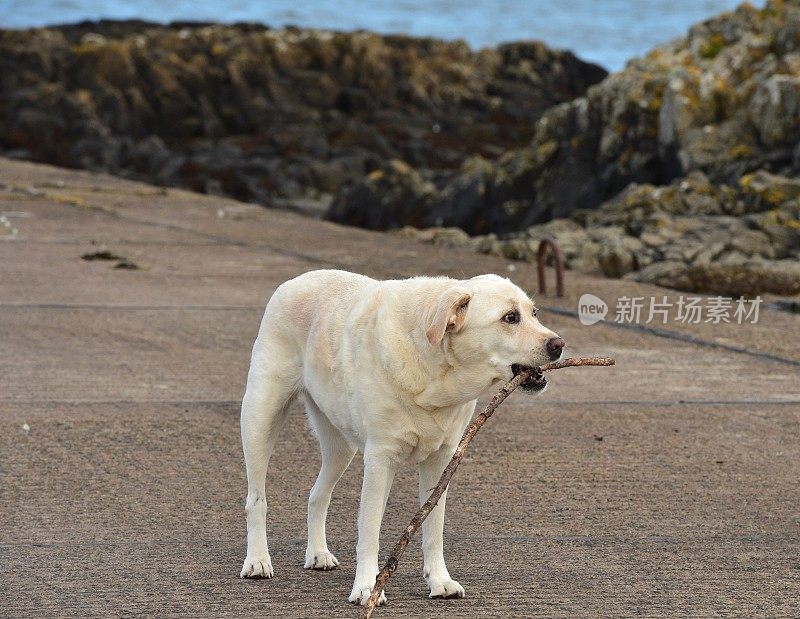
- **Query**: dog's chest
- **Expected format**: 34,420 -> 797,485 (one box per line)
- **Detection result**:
397,403 -> 474,463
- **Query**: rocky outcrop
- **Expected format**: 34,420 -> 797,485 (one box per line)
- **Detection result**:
337,1 -> 800,296
0,20 -> 606,212
400,169 -> 800,296
331,0 -> 800,234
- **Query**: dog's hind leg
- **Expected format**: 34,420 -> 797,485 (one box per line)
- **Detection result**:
239,342 -> 298,579
303,397 -> 356,571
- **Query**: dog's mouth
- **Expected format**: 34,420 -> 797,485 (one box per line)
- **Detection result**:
511,364 -> 547,392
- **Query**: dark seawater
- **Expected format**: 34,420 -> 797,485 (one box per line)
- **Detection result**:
1,0 -> 762,70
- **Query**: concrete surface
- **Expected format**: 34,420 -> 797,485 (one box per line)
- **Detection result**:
1,158 -> 798,618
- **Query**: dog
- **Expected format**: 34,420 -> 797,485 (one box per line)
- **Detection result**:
239,270 -> 564,605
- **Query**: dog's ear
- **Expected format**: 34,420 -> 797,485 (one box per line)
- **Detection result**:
426,287 -> 472,345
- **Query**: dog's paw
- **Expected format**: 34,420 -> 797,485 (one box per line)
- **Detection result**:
428,577 -> 465,599
240,554 -> 274,579
348,583 -> 386,606
304,550 -> 339,571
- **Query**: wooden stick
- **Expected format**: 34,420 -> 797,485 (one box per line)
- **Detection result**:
359,356 -> 615,618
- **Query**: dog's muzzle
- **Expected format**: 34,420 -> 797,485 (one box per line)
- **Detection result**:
511,364 -> 547,392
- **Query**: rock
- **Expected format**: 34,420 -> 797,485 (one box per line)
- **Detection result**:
398,166 -> 800,294
739,170 -> 800,210
474,233 -> 503,256
328,0 -> 800,297
427,155 -> 508,234
498,238 -> 532,261
691,241 -> 727,266
598,243 -> 635,278
327,159 -> 435,229
525,218 -> 584,238
626,261 -> 694,290
748,75 -> 800,147
4,11 -> 797,298
332,0 -> 800,231
631,260 -> 800,297
130,135 -> 172,174
749,199 -> 800,256
728,229 -> 775,259
717,250 -> 753,265
395,225 -> 472,248
586,225 -> 627,244
570,241 -> 603,273
0,21 -> 607,212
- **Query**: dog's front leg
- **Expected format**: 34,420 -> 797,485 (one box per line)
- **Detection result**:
349,447 -> 396,606
419,445 -> 465,598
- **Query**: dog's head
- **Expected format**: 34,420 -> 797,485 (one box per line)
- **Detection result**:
426,274 -> 564,394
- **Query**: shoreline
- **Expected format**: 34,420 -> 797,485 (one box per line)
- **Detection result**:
5,0 -> 761,71
0,19 -> 606,211
2,2 -> 799,297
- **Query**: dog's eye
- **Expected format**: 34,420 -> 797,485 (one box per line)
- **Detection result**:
503,311 -> 519,324
532,308 -> 538,317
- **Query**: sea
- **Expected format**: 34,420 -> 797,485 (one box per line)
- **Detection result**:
0,0 -> 764,71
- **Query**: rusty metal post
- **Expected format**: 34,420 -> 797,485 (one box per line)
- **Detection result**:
536,236 -> 565,297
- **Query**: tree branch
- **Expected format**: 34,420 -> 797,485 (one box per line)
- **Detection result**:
359,356 -> 615,618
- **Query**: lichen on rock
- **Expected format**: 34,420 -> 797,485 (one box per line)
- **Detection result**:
357,0 -> 800,296
332,0 -> 800,236
0,21 -> 607,211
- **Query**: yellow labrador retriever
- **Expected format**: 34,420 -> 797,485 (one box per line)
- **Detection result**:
239,270 -> 564,605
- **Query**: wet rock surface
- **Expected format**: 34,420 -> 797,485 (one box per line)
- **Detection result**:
0,20 -> 606,213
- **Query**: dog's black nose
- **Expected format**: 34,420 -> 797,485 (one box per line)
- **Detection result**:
546,337 -> 565,359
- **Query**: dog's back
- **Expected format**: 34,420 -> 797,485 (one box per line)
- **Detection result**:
258,269 -> 376,353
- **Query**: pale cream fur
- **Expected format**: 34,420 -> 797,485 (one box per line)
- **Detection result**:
239,269 -> 562,605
